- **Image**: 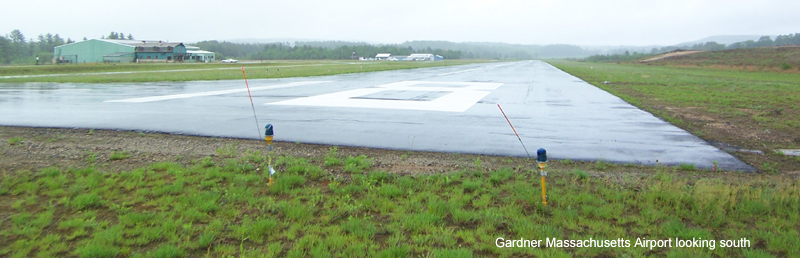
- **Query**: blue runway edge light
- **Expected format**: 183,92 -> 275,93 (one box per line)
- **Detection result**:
264,124 -> 274,137
537,148 -> 547,162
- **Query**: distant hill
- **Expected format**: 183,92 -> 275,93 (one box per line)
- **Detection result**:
672,35 -> 770,47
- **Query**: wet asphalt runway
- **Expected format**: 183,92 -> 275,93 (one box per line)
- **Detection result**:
0,61 -> 753,171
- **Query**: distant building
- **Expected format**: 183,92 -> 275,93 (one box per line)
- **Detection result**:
390,56 -> 408,61
53,39 -> 213,63
408,53 -> 437,61
375,53 -> 391,60
133,41 -> 186,62
185,46 -> 215,63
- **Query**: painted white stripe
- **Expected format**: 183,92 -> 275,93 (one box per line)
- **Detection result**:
0,89 -> 89,92
105,81 -> 330,103
436,68 -> 482,76
434,62 -> 513,77
489,63 -> 512,69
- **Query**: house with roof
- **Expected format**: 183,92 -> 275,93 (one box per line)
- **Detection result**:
53,39 -> 212,63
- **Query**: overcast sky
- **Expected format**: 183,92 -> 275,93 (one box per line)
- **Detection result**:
3,0 -> 799,46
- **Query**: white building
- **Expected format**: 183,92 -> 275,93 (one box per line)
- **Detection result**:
185,46 -> 215,63
375,53 -> 391,60
408,53 -> 435,61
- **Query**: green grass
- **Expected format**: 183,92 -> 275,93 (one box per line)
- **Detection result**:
343,155 -> 372,174
548,60 -> 800,133
84,150 -> 98,164
0,60 -> 489,83
1,153 -> 797,257
216,143 -> 238,158
679,163 -> 696,171
323,146 -> 343,167
7,136 -> 24,146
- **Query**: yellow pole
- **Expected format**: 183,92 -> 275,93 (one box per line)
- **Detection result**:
267,154 -> 274,186
265,135 -> 274,186
538,162 -> 547,206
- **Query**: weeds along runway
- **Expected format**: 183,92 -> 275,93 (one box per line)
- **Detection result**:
0,60 -> 753,171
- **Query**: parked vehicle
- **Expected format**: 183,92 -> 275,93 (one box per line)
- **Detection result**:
221,59 -> 238,63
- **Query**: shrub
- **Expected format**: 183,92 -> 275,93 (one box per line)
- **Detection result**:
572,169 -> 588,180
679,163 -> 696,171
108,151 -> 130,161
7,136 -> 24,146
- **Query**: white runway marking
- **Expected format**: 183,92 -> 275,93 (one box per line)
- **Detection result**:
435,63 -> 511,76
105,81 -> 330,103
436,68 -> 482,76
0,89 -> 89,92
269,81 -> 503,112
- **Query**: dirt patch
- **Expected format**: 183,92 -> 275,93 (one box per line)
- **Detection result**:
640,50 -> 703,63
655,105 -> 799,173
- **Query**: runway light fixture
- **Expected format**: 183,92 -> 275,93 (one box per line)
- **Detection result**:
497,104 -> 550,207
537,148 -> 548,206
265,124 -> 276,186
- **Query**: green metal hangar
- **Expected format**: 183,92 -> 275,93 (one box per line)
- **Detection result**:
54,39 -> 212,63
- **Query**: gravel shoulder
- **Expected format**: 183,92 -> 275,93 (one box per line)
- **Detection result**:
0,126 -> 522,176
3,126 -> 797,185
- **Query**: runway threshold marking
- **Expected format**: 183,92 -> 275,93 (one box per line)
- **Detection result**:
269,81 -> 503,112
104,81 -> 330,103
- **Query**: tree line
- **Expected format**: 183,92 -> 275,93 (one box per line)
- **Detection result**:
193,40 -> 462,60
3,28 -> 798,65
659,34 -> 800,53
586,33 -> 800,63
399,41 -> 589,59
0,30 -> 135,64
193,40 -> 591,60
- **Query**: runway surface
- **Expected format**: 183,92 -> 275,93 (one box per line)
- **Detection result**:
0,61 -> 753,171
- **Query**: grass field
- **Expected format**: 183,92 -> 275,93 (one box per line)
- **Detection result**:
548,59 -> 800,173
0,60 -> 488,83
1,143 -> 797,258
